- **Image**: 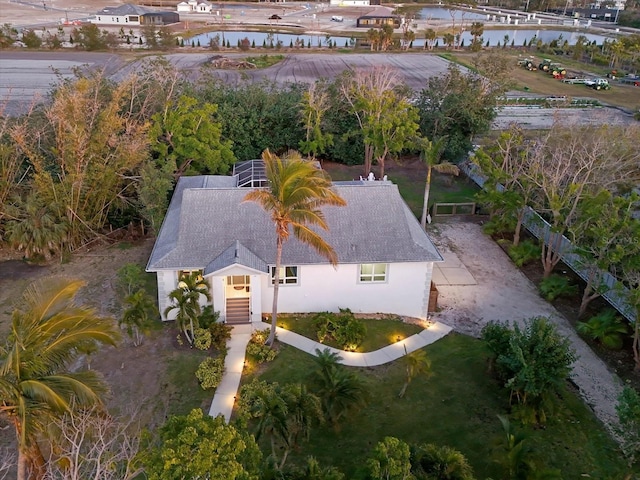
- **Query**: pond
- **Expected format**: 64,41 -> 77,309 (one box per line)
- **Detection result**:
417,7 -> 489,21
188,28 -> 613,48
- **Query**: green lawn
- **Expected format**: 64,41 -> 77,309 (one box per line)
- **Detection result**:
275,314 -> 423,352
239,333 -> 634,479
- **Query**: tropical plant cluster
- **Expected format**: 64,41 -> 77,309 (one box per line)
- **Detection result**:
247,329 -> 279,364
314,309 -> 367,351
482,317 -> 576,425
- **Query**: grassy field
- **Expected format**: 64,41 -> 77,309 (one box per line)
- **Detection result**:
275,313 -> 423,352
449,52 -> 640,112
240,333 -> 634,479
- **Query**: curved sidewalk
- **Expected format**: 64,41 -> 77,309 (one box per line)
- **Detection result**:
209,320 -> 452,422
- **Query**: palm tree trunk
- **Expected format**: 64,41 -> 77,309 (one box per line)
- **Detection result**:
267,237 -> 283,347
17,449 -> 27,480
421,165 -> 432,230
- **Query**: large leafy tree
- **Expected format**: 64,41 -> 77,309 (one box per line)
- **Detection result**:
416,64 -> 503,161
570,191 -> 640,317
195,80 -> 306,161
341,67 -> 418,178
367,437 -> 413,480
164,271 -> 211,345
299,82 -> 333,161
244,150 -> 345,346
150,95 -> 235,177
0,278 -> 120,480
143,408 -> 262,480
471,125 -> 535,246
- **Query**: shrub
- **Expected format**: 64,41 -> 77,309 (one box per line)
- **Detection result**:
313,309 -> 366,351
481,317 -> 576,424
199,305 -> 220,329
616,386 -> 640,464
246,329 -> 277,364
193,327 -> 212,351
410,443 -> 475,480
195,357 -> 225,390
576,309 -> 629,350
208,320 -> 232,351
508,240 -> 540,267
538,274 -> 578,302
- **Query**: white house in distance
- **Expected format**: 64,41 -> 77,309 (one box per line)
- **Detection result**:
146,160 -> 443,324
90,4 -> 180,26
177,0 -> 212,14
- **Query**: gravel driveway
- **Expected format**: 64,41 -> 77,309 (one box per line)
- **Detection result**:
429,221 -> 624,438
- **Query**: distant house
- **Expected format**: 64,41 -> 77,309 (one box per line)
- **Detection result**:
90,4 -> 179,25
146,160 -> 443,325
356,13 -> 401,28
177,0 -> 212,14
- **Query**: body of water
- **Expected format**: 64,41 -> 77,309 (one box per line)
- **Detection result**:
418,7 -> 488,21
189,28 -> 612,48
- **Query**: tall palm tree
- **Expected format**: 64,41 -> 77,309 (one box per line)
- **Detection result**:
417,137 -> 460,230
0,278 -> 120,480
244,149 -> 346,346
164,271 -> 210,345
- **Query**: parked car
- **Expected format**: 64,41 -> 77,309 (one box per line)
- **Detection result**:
584,78 -> 611,90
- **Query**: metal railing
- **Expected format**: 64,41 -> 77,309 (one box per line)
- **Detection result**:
459,160 -> 636,323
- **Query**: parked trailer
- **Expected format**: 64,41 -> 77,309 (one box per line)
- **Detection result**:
562,78 -> 589,84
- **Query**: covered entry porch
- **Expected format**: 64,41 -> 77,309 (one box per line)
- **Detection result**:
207,266 -> 265,324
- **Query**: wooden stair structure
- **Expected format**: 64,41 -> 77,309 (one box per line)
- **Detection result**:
226,297 -> 250,324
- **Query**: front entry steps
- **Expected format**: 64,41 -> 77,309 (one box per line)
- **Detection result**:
226,297 -> 250,324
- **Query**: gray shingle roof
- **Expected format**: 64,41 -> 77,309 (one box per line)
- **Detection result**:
204,241 -> 268,275
147,176 -> 442,272
96,4 -> 153,15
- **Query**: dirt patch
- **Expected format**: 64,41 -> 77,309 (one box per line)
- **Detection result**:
0,238 -> 192,432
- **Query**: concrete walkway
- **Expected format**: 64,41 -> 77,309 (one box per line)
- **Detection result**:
208,324 -> 253,422
208,320 -> 452,421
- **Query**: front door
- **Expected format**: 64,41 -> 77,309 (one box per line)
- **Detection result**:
225,275 -> 250,324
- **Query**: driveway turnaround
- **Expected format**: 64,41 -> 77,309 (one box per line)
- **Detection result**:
208,320 -> 452,422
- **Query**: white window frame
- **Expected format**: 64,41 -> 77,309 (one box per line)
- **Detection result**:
270,266 -> 299,285
359,263 -> 387,283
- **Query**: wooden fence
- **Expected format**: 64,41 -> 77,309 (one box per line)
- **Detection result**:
432,202 -> 476,216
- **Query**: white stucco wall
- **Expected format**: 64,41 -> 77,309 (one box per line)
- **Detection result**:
91,15 -> 141,25
261,262 -> 433,320
156,261 -> 433,322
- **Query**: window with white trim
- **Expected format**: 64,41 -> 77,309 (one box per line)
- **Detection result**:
270,266 -> 298,285
359,263 -> 387,283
